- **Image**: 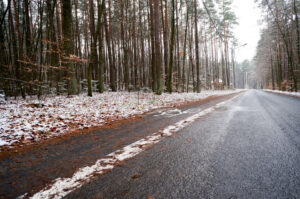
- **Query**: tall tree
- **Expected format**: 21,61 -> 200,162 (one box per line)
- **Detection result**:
194,0 -> 201,93
150,0 -> 157,92
167,0 -> 176,93
62,0 -> 77,95
88,0 -> 96,97
154,0 -> 162,94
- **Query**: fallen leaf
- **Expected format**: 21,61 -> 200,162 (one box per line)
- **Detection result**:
147,195 -> 155,199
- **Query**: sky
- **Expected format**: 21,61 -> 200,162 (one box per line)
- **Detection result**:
232,0 -> 263,63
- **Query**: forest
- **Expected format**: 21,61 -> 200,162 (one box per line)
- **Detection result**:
0,2 -> 300,197
0,0 -> 299,99
254,0 -> 300,91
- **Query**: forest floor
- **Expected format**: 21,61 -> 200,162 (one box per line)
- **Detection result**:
0,90 -> 243,151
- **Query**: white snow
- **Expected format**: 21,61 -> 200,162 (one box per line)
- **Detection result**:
0,139 -> 9,146
154,109 -> 189,118
0,90 -> 243,149
264,89 -> 300,97
26,93 -> 242,199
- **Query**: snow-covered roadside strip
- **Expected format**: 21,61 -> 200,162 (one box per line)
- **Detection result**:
264,89 -> 300,97
20,93 -> 243,199
1,90 -> 244,149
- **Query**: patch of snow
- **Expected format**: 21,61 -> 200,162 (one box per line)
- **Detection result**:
0,139 -> 9,146
0,94 -> 6,104
154,108 -> 189,118
26,93 -> 241,199
264,89 -> 300,97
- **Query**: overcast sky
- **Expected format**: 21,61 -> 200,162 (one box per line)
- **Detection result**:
232,0 -> 263,63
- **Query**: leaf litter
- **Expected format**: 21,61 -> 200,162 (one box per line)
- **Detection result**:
0,90 -> 242,150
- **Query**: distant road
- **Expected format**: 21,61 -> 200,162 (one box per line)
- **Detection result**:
0,90 -> 299,199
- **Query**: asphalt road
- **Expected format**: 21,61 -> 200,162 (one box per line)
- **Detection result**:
66,90 -> 300,199
0,90 -> 299,199
0,93 -> 239,198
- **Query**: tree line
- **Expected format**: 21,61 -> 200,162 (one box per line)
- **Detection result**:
0,0 -> 240,98
254,0 -> 300,91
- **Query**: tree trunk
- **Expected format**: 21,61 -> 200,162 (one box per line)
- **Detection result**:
154,0 -> 162,94
13,0 -> 25,98
194,0 -> 201,93
62,0 -> 77,95
182,2 -> 189,92
88,0 -> 96,97
167,0 -> 176,93
104,9 -> 116,91
150,0 -> 157,92
163,0 -> 169,87
24,0 -> 32,58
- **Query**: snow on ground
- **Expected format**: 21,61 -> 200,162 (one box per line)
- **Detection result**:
0,90 -> 242,149
264,89 -> 300,97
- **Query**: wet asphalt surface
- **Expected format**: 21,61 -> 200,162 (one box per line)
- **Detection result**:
0,93 -> 237,198
0,90 -> 299,199
65,90 -> 300,199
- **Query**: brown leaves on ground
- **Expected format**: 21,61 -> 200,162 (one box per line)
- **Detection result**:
147,195 -> 155,199
1,91 -> 240,151
131,173 -> 142,180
